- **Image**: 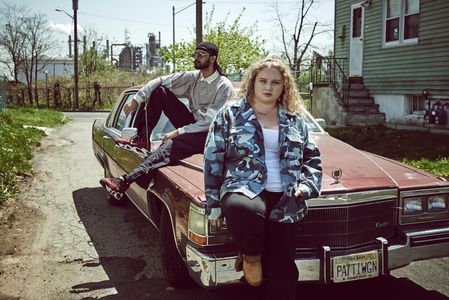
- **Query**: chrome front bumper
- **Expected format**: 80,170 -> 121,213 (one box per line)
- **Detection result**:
185,226 -> 449,287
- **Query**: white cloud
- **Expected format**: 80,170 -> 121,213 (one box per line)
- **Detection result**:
48,20 -> 84,35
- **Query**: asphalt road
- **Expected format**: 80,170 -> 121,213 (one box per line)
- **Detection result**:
0,112 -> 448,300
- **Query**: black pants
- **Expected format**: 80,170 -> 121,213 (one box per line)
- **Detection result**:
126,87 -> 207,185
134,86 -> 196,141
221,191 -> 300,300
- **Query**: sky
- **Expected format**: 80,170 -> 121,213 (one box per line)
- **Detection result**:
8,0 -> 334,58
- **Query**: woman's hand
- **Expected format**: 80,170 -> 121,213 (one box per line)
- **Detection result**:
294,188 -> 304,198
208,207 -> 222,221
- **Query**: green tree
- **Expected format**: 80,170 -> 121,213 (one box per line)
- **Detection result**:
79,29 -> 114,78
160,7 -> 264,75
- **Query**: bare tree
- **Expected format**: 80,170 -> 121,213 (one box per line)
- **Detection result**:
272,0 -> 331,75
22,13 -> 58,104
0,2 -> 27,83
0,2 -> 58,105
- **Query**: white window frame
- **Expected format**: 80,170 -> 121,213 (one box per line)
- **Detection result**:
407,94 -> 425,113
383,0 -> 419,47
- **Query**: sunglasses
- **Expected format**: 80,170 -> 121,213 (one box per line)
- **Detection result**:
191,52 -> 210,59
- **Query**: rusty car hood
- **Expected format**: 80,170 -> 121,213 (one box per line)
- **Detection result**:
311,133 -> 448,193
175,133 -> 448,196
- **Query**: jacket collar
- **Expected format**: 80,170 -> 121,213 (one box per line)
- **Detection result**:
234,97 -> 296,134
278,104 -> 291,145
234,97 -> 296,145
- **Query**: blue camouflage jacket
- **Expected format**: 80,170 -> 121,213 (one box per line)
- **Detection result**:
204,97 -> 322,223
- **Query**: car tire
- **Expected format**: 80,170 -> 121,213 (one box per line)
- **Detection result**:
103,168 -> 128,206
160,207 -> 192,287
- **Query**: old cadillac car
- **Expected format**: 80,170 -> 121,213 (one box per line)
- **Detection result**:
92,86 -> 449,288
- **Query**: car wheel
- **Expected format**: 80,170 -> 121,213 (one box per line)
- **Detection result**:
103,168 -> 128,206
160,207 -> 192,287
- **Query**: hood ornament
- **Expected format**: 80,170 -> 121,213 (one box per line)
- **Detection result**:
331,168 -> 342,184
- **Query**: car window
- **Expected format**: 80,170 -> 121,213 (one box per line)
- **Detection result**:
114,93 -> 137,131
148,98 -> 188,141
151,113 -> 176,141
299,109 -> 324,133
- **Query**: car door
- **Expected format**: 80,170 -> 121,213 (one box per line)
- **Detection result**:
102,91 -> 151,216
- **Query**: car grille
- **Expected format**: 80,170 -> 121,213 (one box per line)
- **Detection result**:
298,199 -> 396,250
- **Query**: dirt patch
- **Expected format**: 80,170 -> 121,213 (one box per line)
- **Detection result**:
0,176 -> 45,257
0,127 -> 71,257
0,135 -> 58,258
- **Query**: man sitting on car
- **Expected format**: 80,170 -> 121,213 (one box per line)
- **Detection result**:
100,42 -> 234,197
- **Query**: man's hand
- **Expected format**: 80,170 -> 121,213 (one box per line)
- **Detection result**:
124,99 -> 138,117
161,129 -> 180,142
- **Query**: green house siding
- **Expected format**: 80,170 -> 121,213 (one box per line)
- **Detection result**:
335,0 -> 449,96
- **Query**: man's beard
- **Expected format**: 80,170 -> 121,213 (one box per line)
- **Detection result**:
194,59 -> 210,70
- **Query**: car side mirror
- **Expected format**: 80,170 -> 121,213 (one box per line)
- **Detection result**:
316,118 -> 327,129
121,127 -> 138,139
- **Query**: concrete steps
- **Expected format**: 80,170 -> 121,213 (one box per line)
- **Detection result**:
344,77 -> 385,125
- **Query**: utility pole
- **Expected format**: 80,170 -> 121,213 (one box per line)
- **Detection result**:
196,0 -> 203,46
172,5 -> 176,72
68,35 -> 72,57
73,0 -> 79,110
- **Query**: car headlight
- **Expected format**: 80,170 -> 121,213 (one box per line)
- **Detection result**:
400,191 -> 449,225
428,195 -> 448,211
403,197 -> 424,215
188,203 -> 207,245
187,203 -> 233,246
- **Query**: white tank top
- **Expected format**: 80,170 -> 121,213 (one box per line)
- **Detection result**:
262,128 -> 283,192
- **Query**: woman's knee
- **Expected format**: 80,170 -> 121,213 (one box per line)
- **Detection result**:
222,193 -> 265,220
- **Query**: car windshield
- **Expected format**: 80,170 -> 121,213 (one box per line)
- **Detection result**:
148,103 -> 323,142
126,92 -> 322,142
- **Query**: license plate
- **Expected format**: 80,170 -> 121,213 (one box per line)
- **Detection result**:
332,251 -> 379,283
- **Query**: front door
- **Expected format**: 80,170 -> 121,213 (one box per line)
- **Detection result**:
349,3 -> 364,76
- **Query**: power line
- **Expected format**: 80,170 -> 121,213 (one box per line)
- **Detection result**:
78,11 -> 189,28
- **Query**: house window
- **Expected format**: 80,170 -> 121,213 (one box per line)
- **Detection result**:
384,0 -> 419,45
352,7 -> 362,38
409,94 -> 425,112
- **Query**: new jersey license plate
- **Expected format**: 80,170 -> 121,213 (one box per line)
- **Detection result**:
332,251 -> 379,283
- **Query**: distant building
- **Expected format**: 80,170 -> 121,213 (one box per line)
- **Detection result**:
118,45 -> 143,71
17,57 -> 74,83
146,33 -> 162,70
119,46 -> 133,71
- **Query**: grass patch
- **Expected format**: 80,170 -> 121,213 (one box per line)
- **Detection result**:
327,125 -> 449,179
4,105 -> 70,127
0,107 -> 67,203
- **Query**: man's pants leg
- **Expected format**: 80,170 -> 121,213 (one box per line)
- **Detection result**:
126,132 -> 208,187
134,86 -> 195,141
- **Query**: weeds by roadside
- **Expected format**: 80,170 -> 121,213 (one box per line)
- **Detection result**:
0,107 -> 67,204
327,125 -> 449,180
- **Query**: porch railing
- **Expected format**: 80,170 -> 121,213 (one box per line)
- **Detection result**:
309,56 -> 349,106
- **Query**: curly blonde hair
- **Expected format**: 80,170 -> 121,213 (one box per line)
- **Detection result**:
239,57 -> 303,112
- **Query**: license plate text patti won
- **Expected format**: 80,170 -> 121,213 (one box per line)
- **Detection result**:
332,251 -> 379,283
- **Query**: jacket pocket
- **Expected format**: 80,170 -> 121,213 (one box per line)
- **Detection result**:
283,131 -> 305,163
285,130 -> 305,144
228,126 -> 256,159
